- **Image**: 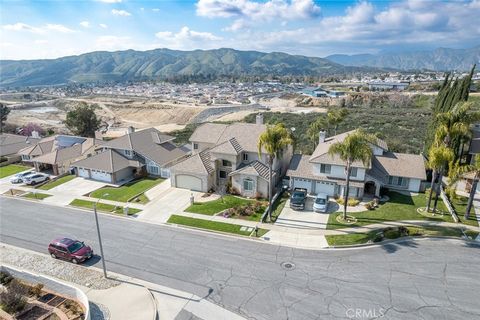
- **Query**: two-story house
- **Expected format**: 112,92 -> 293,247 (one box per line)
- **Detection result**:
170,115 -> 293,197
71,127 -> 189,184
287,130 -> 426,198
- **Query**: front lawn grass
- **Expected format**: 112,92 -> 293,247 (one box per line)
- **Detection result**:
449,196 -> 479,227
168,215 -> 267,237
327,192 -> 453,230
22,192 -> 52,200
69,199 -> 141,215
185,195 -> 254,215
89,177 -> 163,203
0,164 -> 29,178
38,175 -> 76,190
326,226 -> 479,246
271,195 -> 288,222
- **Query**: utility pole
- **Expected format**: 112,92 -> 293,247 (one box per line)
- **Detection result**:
93,193 -> 109,278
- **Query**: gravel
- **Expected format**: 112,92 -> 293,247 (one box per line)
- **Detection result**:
0,245 -> 119,290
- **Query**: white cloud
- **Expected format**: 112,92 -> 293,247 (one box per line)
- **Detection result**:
99,24 -> 108,29
34,40 -> 48,45
3,22 -> 74,34
152,8 -> 160,12
44,24 -> 74,33
111,9 -> 131,16
197,0 -> 321,31
155,26 -> 222,49
95,35 -> 132,50
80,21 -> 90,28
97,0 -> 122,3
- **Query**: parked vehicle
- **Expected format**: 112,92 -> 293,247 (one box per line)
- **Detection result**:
23,173 -> 49,185
313,193 -> 329,213
9,171 -> 35,184
48,237 -> 93,264
290,188 -> 307,210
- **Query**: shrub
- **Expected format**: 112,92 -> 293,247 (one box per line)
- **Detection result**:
336,197 -> 359,206
0,271 -> 13,285
253,201 -> 263,212
0,279 -> 28,314
364,201 -> 375,210
398,226 -> 409,237
29,283 -> 44,297
383,228 -> 401,239
373,232 -> 384,242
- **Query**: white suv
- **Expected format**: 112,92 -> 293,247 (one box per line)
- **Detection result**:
24,173 -> 50,185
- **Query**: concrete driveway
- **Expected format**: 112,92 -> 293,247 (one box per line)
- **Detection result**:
42,177 -> 109,206
275,197 -> 334,229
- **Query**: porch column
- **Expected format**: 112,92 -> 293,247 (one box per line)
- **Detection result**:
375,183 -> 381,197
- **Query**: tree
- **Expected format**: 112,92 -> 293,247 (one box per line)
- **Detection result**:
426,145 -> 454,212
64,103 -> 101,137
21,123 -> 45,137
258,123 -> 293,222
449,156 -> 480,219
326,109 -> 349,136
328,130 -> 376,220
307,116 -> 326,149
0,103 -> 10,133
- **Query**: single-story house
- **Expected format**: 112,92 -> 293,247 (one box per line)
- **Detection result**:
0,133 -> 40,164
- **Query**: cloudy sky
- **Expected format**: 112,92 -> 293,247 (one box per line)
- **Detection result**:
1,0 -> 479,60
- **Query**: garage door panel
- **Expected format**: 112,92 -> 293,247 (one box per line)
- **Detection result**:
176,175 -> 202,191
78,168 -> 90,178
292,178 -> 312,193
315,181 -> 335,196
91,170 -> 112,183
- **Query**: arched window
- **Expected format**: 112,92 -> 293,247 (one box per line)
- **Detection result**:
243,178 -> 254,191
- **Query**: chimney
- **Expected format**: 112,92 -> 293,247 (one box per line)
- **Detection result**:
319,130 -> 326,144
256,113 -> 264,125
127,126 -> 135,134
31,130 -> 40,139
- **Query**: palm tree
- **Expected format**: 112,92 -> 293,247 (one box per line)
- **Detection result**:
258,123 -> 293,222
326,109 -> 349,136
449,156 -> 480,219
307,117 -> 326,149
426,145 -> 454,212
328,130 -> 376,220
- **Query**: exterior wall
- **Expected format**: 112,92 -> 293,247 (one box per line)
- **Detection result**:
370,145 -> 384,156
113,167 -> 134,183
231,174 -> 269,198
312,163 -> 366,181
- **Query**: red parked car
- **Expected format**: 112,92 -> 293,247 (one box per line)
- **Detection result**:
48,237 -> 93,264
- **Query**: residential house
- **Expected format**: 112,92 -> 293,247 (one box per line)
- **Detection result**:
71,127 -> 189,184
18,135 -> 100,175
301,87 -> 328,97
287,130 -> 426,198
170,115 -> 293,197
0,133 -> 40,164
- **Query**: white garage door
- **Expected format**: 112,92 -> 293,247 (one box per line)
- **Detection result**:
315,181 -> 336,196
176,175 -> 202,191
91,170 -> 112,183
292,178 -> 312,193
78,168 -> 90,178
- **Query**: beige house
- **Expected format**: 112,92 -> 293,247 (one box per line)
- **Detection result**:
171,116 -> 293,197
287,130 -> 426,198
18,135 -> 100,175
0,133 -> 40,164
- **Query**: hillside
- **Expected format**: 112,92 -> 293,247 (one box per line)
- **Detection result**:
0,48 -> 372,87
326,46 -> 480,71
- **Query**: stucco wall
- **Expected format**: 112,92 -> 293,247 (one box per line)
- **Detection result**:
312,163 -> 366,181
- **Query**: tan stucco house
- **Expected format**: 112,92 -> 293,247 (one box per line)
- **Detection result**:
170,117 -> 293,198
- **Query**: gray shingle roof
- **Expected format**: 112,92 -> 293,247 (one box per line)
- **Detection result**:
0,134 -> 40,156
171,150 -> 214,175
370,152 -> 426,180
229,161 -> 274,181
72,149 -> 141,173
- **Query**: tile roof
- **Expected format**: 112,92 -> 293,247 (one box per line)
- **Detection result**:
102,127 -> 187,166
229,161 -> 274,181
0,134 -> 40,156
171,150 -> 214,175
370,152 -> 426,180
72,149 -> 141,173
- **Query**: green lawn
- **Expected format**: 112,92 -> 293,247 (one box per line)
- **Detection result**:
271,195 -> 288,222
326,226 -> 479,246
0,164 -> 29,178
327,192 -> 453,230
89,178 -> 163,203
168,215 -> 267,237
69,199 -> 142,215
22,192 -> 52,200
185,195 -> 254,215
449,196 -> 479,227
38,175 -> 76,190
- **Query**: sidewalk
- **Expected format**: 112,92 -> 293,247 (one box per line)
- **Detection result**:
0,243 -> 247,320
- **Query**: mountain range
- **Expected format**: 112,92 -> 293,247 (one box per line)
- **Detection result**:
326,46 -> 480,71
0,48 -> 371,87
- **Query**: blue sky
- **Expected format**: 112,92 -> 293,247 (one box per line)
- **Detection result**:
1,0 -> 479,60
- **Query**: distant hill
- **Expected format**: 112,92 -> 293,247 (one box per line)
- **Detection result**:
0,48 -> 374,87
326,46 -> 480,71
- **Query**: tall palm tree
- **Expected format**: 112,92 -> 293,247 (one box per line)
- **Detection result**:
258,123 -> 293,221
328,130 -> 376,220
449,156 -> 480,219
327,109 -> 349,136
426,145 -> 454,212
307,117 -> 326,149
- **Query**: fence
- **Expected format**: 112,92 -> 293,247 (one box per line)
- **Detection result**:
1,265 -> 90,320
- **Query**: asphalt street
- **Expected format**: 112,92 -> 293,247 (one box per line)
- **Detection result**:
1,197 -> 480,320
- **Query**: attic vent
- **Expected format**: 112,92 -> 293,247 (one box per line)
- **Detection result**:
151,132 -> 162,144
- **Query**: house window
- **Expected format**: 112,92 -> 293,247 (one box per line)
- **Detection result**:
21,155 -> 30,161
244,178 -> 254,191
243,153 -> 248,161
148,165 -> 159,175
388,176 -> 408,187
350,167 -> 358,177
222,160 -> 232,167
320,164 -> 331,174
193,143 -> 199,150
124,150 -> 132,157
219,170 -> 227,179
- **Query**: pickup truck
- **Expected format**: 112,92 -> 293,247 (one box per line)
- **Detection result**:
290,188 -> 307,210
